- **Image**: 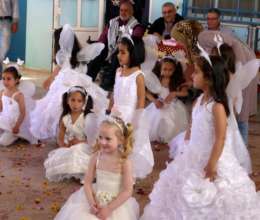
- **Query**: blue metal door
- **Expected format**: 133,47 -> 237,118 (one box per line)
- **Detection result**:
7,0 -> 27,61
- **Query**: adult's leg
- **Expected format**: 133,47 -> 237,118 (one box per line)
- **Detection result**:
238,121 -> 248,146
99,51 -> 119,91
0,21 -> 11,79
86,47 -> 108,80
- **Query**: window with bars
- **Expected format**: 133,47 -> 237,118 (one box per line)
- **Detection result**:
184,0 -> 260,24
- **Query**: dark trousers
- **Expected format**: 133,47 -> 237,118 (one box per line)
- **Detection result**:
86,47 -> 119,91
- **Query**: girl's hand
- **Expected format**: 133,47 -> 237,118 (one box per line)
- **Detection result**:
90,203 -> 99,215
68,138 -> 81,146
164,92 -> 176,104
12,125 -> 20,134
204,162 -> 217,182
154,99 -> 164,109
96,206 -> 112,220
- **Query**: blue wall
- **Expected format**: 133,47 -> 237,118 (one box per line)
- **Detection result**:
7,0 -> 27,61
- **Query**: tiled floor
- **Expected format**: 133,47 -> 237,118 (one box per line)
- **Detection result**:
0,69 -> 259,220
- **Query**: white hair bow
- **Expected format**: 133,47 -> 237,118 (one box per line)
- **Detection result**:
214,34 -> 224,56
119,25 -> 134,45
197,43 -> 212,66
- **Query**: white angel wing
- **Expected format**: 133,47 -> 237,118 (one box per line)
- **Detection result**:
77,43 -> 105,63
56,24 -> 75,67
226,59 -> 259,114
144,72 -> 162,94
141,35 -> 162,94
18,80 -> 36,97
84,112 -> 105,147
0,80 -> 36,97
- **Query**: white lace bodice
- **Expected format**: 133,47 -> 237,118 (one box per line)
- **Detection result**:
113,69 -> 143,122
1,95 -> 20,127
95,169 -> 122,206
188,95 -> 235,169
63,113 -> 87,143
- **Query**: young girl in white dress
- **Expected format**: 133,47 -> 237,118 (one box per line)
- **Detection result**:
44,86 -> 96,182
0,66 -> 36,146
30,24 -> 108,140
141,55 -> 260,220
54,116 -> 139,220
109,36 -> 154,178
145,56 -> 189,143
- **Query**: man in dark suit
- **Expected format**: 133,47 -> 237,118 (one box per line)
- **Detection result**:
148,2 -> 183,39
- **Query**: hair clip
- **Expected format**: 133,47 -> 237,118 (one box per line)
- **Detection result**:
119,25 -> 134,45
213,34 -> 224,56
197,42 -> 212,66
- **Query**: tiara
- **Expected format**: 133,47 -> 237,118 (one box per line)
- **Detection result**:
120,25 -> 134,45
105,116 -> 125,134
67,86 -> 87,96
197,42 -> 212,66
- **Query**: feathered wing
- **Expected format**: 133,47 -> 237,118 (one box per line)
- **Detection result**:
77,42 -> 105,63
141,35 -> 162,94
0,80 -> 36,98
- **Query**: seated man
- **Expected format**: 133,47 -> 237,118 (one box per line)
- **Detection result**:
148,2 -> 183,39
87,0 -> 144,91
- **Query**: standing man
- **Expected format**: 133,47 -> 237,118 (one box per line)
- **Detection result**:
206,8 -> 232,34
0,0 -> 19,77
148,2 -> 183,39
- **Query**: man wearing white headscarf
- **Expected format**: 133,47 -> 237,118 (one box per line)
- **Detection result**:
0,0 -> 19,77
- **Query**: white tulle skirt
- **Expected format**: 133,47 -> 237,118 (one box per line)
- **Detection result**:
44,143 -> 91,182
141,132 -> 260,220
54,187 -> 139,220
146,99 -> 189,143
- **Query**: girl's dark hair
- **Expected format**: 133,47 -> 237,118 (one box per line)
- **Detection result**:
152,58 -> 185,92
196,55 -> 230,116
3,66 -> 21,83
219,43 -> 236,74
60,86 -> 93,121
53,27 -> 81,69
119,36 -> 145,67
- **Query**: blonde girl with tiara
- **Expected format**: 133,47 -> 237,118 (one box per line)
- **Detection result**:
54,116 -> 139,220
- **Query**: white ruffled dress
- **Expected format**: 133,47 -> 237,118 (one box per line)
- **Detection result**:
145,86 -> 188,143
141,95 -> 260,220
54,154 -> 139,220
44,113 -> 94,182
30,61 -> 108,140
0,81 -> 37,145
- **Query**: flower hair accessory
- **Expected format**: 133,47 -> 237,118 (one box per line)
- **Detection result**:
213,34 -> 224,56
197,42 -> 212,66
119,25 -> 134,46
